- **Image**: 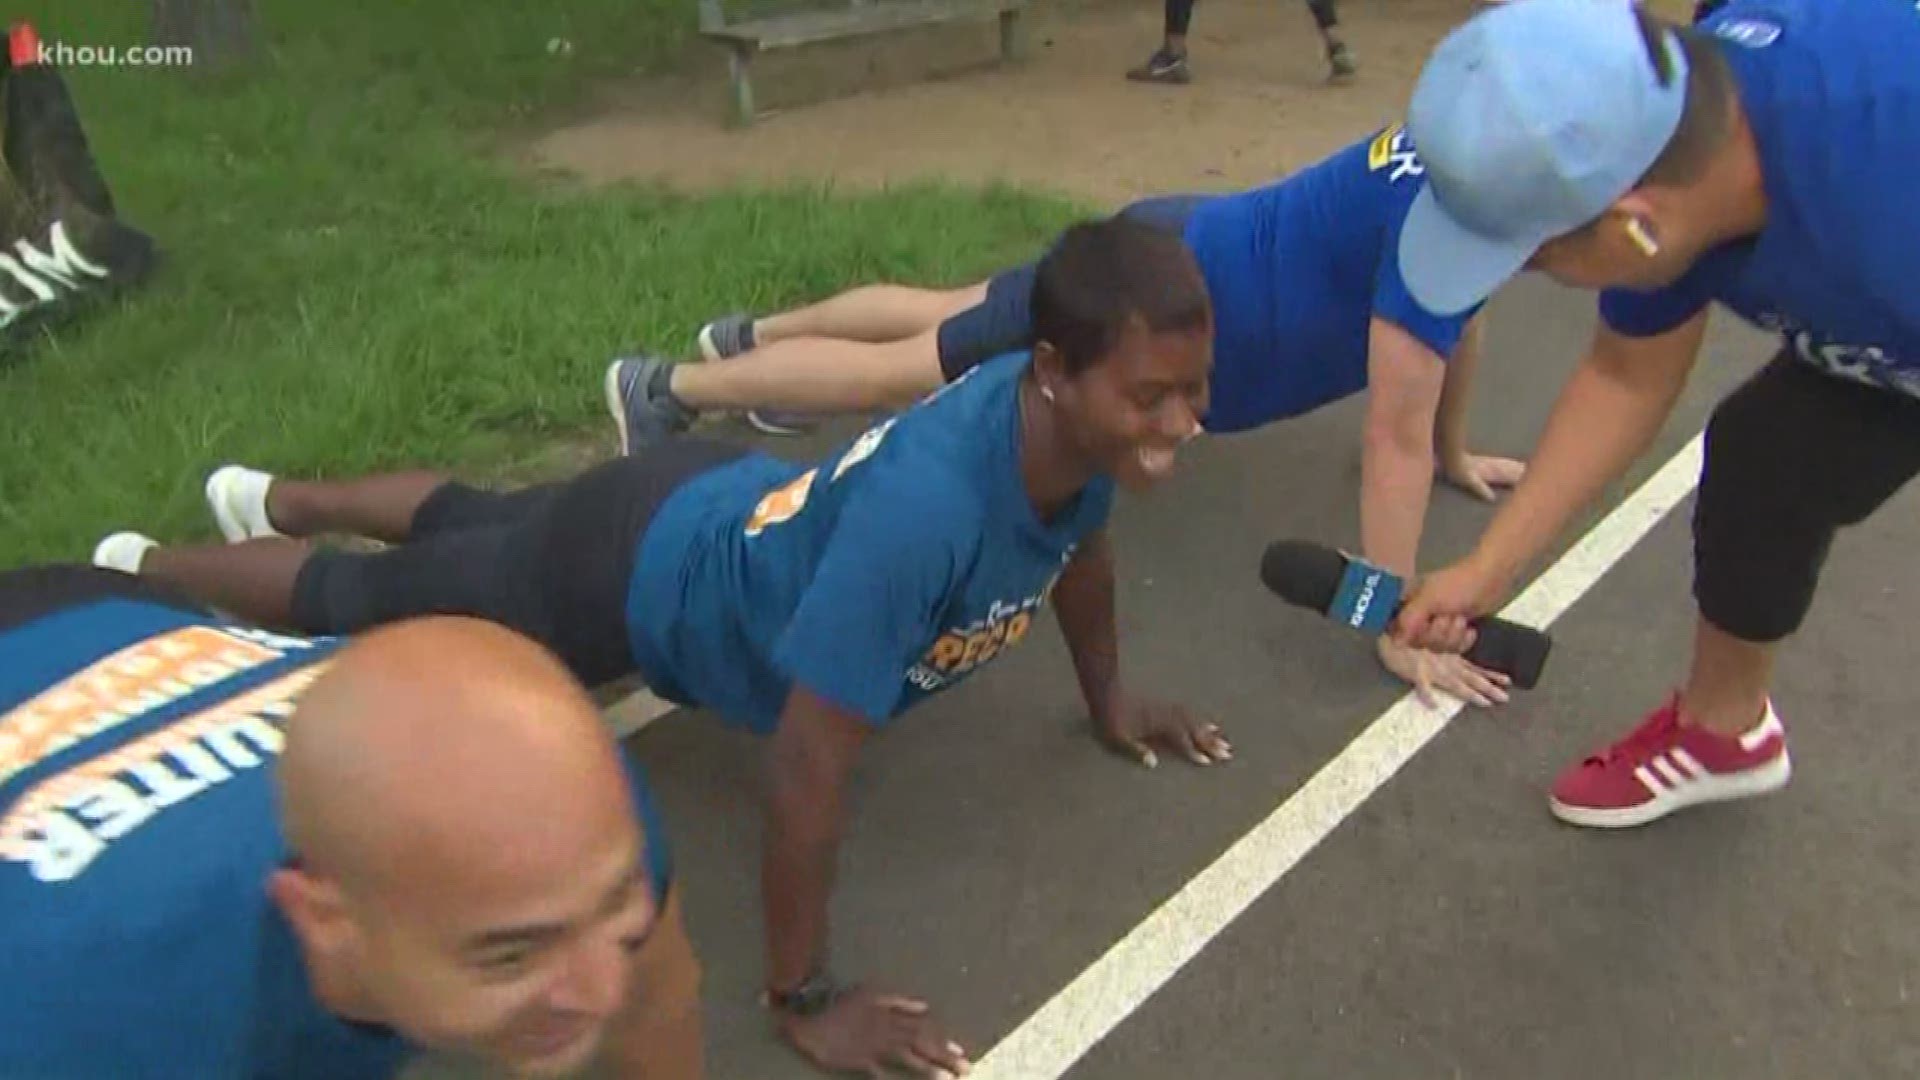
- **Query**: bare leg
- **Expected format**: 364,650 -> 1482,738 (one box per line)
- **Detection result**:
266,471 -> 450,544
143,538 -> 312,628
1677,616 -> 1776,737
669,328 -> 949,415
754,282 -> 986,346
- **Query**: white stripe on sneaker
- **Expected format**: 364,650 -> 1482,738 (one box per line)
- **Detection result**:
1651,755 -> 1688,788
1669,748 -> 1705,780
1633,764 -> 1668,795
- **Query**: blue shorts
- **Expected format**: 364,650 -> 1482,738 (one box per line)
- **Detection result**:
934,194 -> 1212,382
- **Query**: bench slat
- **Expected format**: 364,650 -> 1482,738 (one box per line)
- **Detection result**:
701,0 -> 1023,50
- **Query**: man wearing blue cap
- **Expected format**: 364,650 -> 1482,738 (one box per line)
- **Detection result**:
1392,0 -> 1920,828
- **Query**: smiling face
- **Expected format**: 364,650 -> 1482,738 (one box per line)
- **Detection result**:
266,618 -> 670,1078
1025,216 -> 1215,490
1035,321 -> 1211,491
336,808 -> 655,1076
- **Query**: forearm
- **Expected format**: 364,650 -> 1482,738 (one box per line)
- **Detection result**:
1051,531 -> 1122,724
761,745 -> 846,991
1359,432 -> 1434,579
1434,316 -> 1484,460
1473,322 -> 1701,580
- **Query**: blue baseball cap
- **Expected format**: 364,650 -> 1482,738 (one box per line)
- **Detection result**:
1397,0 -> 1690,315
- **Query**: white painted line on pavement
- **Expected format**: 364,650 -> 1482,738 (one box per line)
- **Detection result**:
969,433 -> 1707,1079
607,688 -> 676,739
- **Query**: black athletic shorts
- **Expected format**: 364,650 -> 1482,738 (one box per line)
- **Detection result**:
933,193 -> 1213,382
1693,348 -> 1920,642
290,437 -> 747,688
0,564 -> 208,636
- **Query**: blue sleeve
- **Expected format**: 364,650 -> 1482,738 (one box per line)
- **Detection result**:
619,753 -> 673,903
773,476 -> 979,727
1375,214 -> 1476,359
1599,269 -> 1713,337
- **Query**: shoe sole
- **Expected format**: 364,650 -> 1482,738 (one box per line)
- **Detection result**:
604,360 -> 632,456
745,409 -> 814,436
1550,751 -> 1793,829
696,322 -> 724,363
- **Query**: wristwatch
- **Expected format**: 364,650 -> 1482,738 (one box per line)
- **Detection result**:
764,969 -> 842,1017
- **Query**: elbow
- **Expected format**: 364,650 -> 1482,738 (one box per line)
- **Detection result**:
1364,415 -> 1434,469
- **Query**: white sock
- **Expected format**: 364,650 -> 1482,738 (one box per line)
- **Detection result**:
93,532 -> 157,574
206,465 -> 280,542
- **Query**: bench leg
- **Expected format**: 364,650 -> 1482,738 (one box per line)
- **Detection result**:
999,8 -> 1029,63
725,45 -> 756,127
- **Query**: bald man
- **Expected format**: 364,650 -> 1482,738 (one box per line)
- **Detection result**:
0,565 -> 701,1079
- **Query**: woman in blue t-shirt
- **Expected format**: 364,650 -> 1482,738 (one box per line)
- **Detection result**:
93,216 -> 1230,1079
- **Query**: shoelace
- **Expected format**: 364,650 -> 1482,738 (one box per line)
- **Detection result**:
1588,697 -> 1683,768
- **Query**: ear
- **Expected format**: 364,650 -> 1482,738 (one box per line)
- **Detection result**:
269,865 -> 354,961
1030,339 -> 1069,399
1609,189 -> 1667,237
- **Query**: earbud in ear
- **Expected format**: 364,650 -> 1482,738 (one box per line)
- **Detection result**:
1625,217 -> 1661,257
1040,384 -> 1056,402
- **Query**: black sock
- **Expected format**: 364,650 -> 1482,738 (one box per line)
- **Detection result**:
649,359 -> 694,417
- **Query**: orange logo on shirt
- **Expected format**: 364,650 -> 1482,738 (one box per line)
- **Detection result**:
0,627 -> 281,787
744,469 -> 819,538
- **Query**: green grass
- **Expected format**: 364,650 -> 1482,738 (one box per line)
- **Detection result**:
0,0 -> 1083,568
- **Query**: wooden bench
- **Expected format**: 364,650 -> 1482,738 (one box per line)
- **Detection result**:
697,0 -> 1031,127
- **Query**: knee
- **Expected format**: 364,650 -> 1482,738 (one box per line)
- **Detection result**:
941,280 -> 990,317
1693,414 -> 1829,644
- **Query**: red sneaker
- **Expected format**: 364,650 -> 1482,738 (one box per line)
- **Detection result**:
1550,694 -> 1791,828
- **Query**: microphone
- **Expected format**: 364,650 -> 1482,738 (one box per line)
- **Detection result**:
1258,539 -> 1552,690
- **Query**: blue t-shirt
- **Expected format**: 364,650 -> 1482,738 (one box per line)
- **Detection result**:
626,351 -> 1115,734
0,592 -> 672,1078
1181,125 -> 1481,433
1600,0 -> 1920,396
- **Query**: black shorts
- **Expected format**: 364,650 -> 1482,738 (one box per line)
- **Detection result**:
0,564 -> 209,636
290,437 -> 747,688
1693,349 -> 1920,642
933,193 -> 1211,382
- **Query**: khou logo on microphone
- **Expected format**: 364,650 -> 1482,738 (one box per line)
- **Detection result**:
1328,557 -> 1403,634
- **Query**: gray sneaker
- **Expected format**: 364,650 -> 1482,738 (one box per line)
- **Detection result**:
604,354 -> 694,455
698,313 -> 817,437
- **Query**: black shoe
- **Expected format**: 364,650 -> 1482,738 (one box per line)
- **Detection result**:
1326,40 -> 1357,82
1126,48 -> 1192,85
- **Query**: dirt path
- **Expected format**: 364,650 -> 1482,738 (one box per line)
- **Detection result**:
524,0 -> 1481,206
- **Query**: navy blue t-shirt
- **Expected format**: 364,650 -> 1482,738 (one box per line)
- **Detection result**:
1181,125 -> 1482,433
626,351 -> 1115,734
1601,0 -> 1920,395
0,588 -> 672,1078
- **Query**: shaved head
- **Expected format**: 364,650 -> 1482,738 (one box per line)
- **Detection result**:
270,617 -> 655,1075
279,617 -> 631,899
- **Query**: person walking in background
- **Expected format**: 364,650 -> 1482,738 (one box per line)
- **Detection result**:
1126,0 -> 1356,85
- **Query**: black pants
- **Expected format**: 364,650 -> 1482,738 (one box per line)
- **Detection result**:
290,438 -> 746,688
1694,350 -> 1920,643
1164,0 -> 1338,37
